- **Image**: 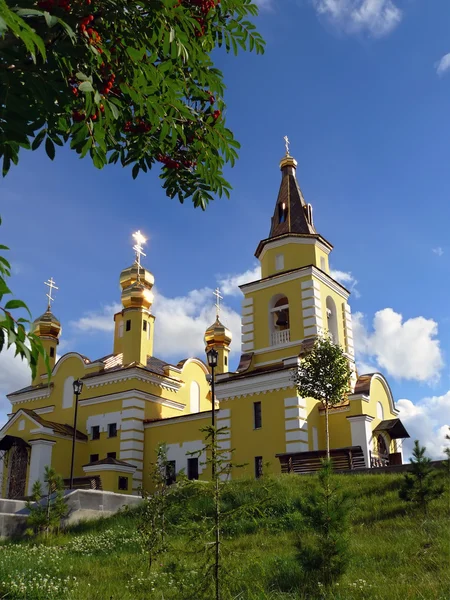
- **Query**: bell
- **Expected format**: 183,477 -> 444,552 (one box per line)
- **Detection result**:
275,310 -> 288,327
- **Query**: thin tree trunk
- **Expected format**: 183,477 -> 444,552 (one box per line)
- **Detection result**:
215,472 -> 220,600
325,402 -> 330,461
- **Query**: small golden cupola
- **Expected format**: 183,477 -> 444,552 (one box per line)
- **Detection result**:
204,288 -> 232,375
114,231 -> 156,365
32,277 -> 61,385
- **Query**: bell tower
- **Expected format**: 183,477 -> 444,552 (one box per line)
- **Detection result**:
114,231 -> 155,366
31,277 -> 61,386
238,138 -> 357,386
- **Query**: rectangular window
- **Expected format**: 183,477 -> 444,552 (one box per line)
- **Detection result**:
187,457 -> 199,481
143,320 -> 147,331
107,452 -> 117,460
224,355 -> 228,366
91,426 -> 100,440
118,476 -> 128,491
90,454 -> 99,463
108,423 -> 117,438
50,347 -> 55,358
253,401 -> 262,429
166,460 -> 176,485
126,319 -> 131,331
255,456 -> 263,479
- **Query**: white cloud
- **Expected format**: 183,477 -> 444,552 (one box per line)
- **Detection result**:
330,268 -> 360,298
70,303 -> 120,332
397,394 -> 450,460
436,53 -> 450,77
432,247 -> 444,257
0,346 -> 31,426
218,265 -> 261,297
70,288 -> 242,362
312,0 -> 402,37
353,308 -> 443,383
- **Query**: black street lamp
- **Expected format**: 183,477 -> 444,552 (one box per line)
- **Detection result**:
206,348 -> 218,479
69,379 -> 84,490
206,348 -> 218,428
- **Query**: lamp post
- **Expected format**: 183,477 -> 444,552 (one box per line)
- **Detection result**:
69,379 -> 83,490
206,348 -> 218,478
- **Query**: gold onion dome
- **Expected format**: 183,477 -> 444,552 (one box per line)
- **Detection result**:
204,317 -> 232,348
121,280 -> 154,310
32,309 -> 61,339
119,264 -> 154,291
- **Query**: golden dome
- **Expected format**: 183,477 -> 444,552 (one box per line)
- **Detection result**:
32,309 -> 61,339
121,281 -> 154,310
119,264 -> 154,291
204,317 -> 232,348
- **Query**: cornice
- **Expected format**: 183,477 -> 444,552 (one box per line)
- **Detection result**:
144,410 -> 212,429
216,369 -> 295,400
7,386 -> 52,405
79,389 -> 185,411
83,464 -> 136,474
82,367 -> 182,393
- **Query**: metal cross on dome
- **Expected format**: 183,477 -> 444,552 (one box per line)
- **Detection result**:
213,287 -> 223,319
132,230 -> 147,279
44,277 -> 58,310
284,135 -> 290,156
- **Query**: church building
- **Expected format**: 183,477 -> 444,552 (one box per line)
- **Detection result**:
0,146 -> 409,498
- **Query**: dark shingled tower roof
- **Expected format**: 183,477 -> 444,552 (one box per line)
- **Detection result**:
269,155 -> 316,238
255,153 -> 331,259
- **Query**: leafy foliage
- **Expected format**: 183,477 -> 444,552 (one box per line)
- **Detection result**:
296,459 -> 351,591
294,336 -> 351,458
0,0 -> 264,208
0,217 -> 48,380
26,466 -> 67,536
399,440 -> 444,516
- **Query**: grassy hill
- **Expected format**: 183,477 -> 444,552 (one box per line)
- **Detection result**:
0,473 -> 448,599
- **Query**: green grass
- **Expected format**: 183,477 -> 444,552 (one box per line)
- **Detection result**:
0,473 -> 449,599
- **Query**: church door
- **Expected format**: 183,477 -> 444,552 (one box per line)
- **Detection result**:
7,442 -> 28,499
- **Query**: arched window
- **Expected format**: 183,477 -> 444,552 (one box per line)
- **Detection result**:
269,294 -> 290,346
190,381 -> 200,413
376,402 -> 384,420
62,376 -> 74,409
326,296 -> 339,344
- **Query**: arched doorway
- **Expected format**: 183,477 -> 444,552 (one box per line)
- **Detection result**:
7,441 -> 29,499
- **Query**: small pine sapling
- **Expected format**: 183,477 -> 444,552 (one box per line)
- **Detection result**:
138,443 -> 177,569
26,466 -> 67,536
296,459 -> 350,591
399,440 -> 444,516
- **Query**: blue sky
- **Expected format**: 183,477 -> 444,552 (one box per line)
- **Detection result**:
1,0 -> 450,457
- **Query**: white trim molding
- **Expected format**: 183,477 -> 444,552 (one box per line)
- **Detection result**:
347,415 -> 374,468
79,389 -> 185,411
216,369 -> 295,401
83,463 -> 136,475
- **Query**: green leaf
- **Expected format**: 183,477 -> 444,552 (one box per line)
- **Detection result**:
45,137 -> 55,160
79,81 -> 94,93
4,299 -> 32,317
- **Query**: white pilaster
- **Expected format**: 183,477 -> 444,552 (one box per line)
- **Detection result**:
27,440 -> 56,495
347,415 -> 374,468
301,279 -> 323,338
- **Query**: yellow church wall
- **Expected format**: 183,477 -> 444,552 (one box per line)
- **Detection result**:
314,277 -> 348,350
84,469 -> 132,494
222,389 -> 288,479
260,242 -> 317,279
143,413 -> 212,489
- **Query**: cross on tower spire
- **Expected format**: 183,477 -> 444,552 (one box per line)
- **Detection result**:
132,230 -> 147,280
213,287 -> 223,319
283,135 -> 290,156
44,277 -> 58,310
